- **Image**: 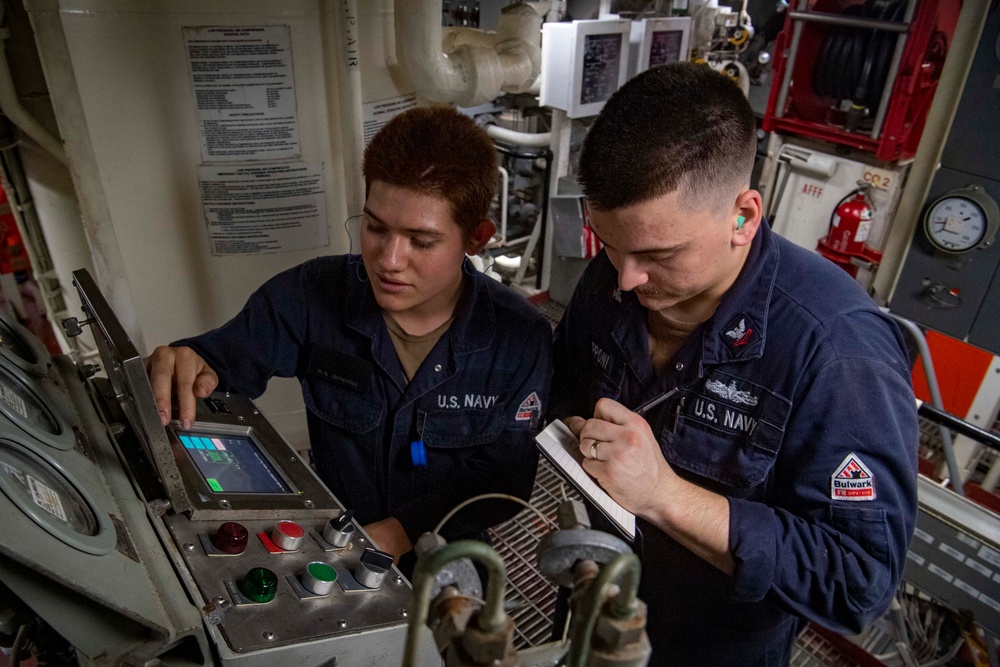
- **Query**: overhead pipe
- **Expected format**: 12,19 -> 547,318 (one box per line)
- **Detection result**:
395,1 -> 541,107
486,123 -> 551,147
0,11 -> 67,165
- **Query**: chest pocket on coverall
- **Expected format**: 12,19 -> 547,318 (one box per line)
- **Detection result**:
661,371 -> 791,494
303,378 -> 385,435
420,407 -> 506,447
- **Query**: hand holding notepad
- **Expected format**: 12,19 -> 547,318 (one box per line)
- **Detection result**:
535,419 -> 636,540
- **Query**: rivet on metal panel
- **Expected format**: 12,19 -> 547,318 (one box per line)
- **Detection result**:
398,608 -> 408,617
304,500 -> 315,508
263,631 -> 274,641
394,575 -> 404,584
184,542 -> 195,551
337,619 -> 348,628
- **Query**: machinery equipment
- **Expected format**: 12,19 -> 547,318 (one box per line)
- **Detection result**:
0,269 -> 439,666
406,499 -> 651,667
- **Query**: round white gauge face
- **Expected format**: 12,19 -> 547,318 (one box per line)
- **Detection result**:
925,196 -> 988,252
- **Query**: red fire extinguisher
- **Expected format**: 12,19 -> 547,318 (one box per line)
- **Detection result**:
816,183 -> 883,277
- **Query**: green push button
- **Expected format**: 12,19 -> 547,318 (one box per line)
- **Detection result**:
239,567 -> 278,603
303,561 -> 338,595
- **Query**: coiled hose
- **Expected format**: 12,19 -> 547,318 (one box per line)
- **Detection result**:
811,0 -> 906,114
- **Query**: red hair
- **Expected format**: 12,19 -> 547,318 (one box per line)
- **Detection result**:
363,107 -> 498,234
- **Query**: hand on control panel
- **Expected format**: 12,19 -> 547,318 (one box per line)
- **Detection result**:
362,516 -> 412,564
146,345 -> 219,428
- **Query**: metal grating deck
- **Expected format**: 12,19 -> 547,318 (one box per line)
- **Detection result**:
488,457 -> 581,648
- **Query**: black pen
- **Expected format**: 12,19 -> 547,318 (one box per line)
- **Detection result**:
633,387 -> 679,416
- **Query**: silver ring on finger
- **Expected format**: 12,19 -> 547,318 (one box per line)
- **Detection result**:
590,441 -> 601,461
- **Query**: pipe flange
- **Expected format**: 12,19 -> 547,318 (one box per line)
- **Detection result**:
536,529 -> 633,588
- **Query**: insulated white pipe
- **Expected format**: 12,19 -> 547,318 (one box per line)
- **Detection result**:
328,0 -> 365,215
396,1 -> 541,107
497,165 -> 509,242
0,25 -> 67,165
486,124 -> 551,148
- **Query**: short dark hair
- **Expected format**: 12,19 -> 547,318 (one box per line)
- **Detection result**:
363,107 -> 498,234
578,62 -> 756,212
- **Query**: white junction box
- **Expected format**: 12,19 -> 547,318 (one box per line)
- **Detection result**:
629,17 -> 692,77
541,19 -> 632,118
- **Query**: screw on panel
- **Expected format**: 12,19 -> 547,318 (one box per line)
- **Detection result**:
398,609 -> 408,618
237,416 -> 244,422
184,543 -> 195,552
219,500 -> 232,509
215,596 -> 225,604
394,575 -> 403,585
337,619 -> 348,628
304,500 -> 315,508
263,631 -> 275,641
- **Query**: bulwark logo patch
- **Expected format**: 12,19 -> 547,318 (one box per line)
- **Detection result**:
831,453 -> 876,501
515,392 -> 541,428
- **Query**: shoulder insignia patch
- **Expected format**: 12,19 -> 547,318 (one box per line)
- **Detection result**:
831,453 -> 876,501
516,392 -> 541,429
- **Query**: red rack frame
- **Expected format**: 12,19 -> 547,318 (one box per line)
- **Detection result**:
763,0 -> 961,162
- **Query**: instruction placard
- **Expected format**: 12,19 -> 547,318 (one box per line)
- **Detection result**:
363,94 -> 418,147
199,163 -> 329,255
185,26 -> 301,161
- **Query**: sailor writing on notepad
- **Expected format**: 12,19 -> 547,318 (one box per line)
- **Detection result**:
548,63 -> 918,667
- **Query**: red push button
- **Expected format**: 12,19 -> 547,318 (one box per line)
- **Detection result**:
212,521 -> 249,555
270,520 -> 305,551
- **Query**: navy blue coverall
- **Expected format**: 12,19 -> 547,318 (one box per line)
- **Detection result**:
178,254 -> 552,545
550,221 -> 918,666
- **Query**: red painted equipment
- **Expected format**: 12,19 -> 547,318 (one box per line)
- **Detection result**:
764,0 -> 960,162
816,185 -> 883,276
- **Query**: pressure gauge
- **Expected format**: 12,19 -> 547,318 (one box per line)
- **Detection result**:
0,438 -> 115,554
922,186 -> 999,254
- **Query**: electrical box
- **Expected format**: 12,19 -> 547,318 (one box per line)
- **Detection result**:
628,17 -> 692,77
541,19 -> 631,118
889,7 -> 1000,355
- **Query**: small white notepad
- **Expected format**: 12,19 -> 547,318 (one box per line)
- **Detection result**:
535,420 -> 636,540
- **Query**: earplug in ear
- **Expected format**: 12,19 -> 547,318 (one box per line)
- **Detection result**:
736,215 -> 746,230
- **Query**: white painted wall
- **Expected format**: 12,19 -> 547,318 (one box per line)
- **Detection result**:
24,0 -> 411,449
